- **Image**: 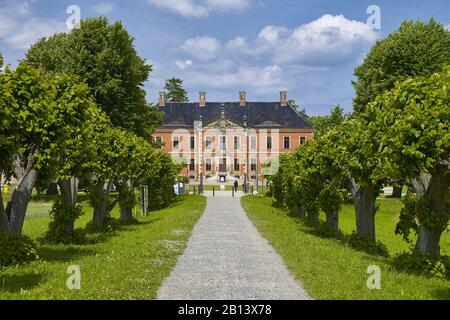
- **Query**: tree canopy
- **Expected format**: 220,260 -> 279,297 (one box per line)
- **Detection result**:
366,65 -> 450,256
353,19 -> 450,114
164,78 -> 189,102
309,105 -> 346,137
25,17 -> 162,138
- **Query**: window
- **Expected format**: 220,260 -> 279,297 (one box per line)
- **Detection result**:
190,136 -> 195,149
300,136 -> 306,145
251,158 -> 257,171
234,158 -> 240,171
220,136 -> 226,150
267,136 -> 272,149
234,136 -> 240,150
189,159 -> 195,171
284,136 -> 290,149
205,136 -> 212,150
173,136 -> 179,149
250,136 -> 257,150
206,158 -> 212,171
155,136 -> 162,143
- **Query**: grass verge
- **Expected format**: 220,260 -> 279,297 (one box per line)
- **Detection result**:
0,195 -> 206,300
241,195 -> 450,300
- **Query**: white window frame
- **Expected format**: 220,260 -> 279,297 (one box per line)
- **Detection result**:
173,136 -> 180,150
299,136 -> 306,145
250,136 -> 257,150
284,136 -> 291,149
234,136 -> 240,150
205,136 -> 212,150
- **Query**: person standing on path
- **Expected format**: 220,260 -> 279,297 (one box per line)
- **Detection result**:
234,180 -> 238,193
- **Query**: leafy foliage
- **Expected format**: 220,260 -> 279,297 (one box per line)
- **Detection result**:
353,19 -> 450,114
0,233 -> 38,266
393,251 -> 450,280
308,105 -> 347,137
45,199 -> 85,244
25,17 -> 162,138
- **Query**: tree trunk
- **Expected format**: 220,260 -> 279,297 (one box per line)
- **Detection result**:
58,177 -> 79,235
325,210 -> 339,233
92,180 -> 112,228
120,207 -> 133,222
118,181 -> 134,223
45,183 -> 59,196
414,169 -> 450,257
0,182 -> 9,233
392,185 -> 402,198
307,211 -> 319,224
292,203 -> 305,218
4,169 -> 38,234
349,179 -> 376,241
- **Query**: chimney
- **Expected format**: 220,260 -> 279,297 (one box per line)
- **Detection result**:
280,91 -> 287,107
239,91 -> 246,107
159,91 -> 166,107
199,91 -> 206,107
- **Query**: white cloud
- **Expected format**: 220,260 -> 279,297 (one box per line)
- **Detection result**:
4,18 -> 66,49
175,59 -> 193,69
205,0 -> 250,12
156,14 -> 377,98
273,14 -> 378,66
186,64 -> 285,93
0,14 -> 18,38
92,3 -> 116,15
182,36 -> 222,61
192,15 -> 378,67
0,1 -> 66,50
147,0 -> 209,18
258,26 -> 288,44
146,0 -> 249,18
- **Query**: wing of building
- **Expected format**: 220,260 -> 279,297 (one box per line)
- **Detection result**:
152,91 -> 314,184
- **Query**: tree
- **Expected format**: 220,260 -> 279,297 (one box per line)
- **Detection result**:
309,105 -> 346,137
164,78 -> 189,102
353,19 -> 450,114
0,64 -> 97,234
25,17 -> 162,138
0,52 -> 3,66
324,119 -> 387,241
367,66 -> 450,257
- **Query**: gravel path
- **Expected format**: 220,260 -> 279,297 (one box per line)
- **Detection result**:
157,195 -> 311,300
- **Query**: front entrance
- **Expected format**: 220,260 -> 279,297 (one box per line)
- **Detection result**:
219,157 -> 227,173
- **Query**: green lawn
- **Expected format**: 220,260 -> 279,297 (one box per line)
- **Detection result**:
0,195 -> 206,300
241,195 -> 450,300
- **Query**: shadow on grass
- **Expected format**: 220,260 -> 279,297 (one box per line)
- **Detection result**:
37,246 -> 96,262
431,287 -> 450,299
0,273 -> 44,293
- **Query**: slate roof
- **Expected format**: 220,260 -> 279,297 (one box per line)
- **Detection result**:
156,102 -> 314,130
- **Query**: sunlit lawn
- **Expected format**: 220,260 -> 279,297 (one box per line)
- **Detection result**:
241,195 -> 450,300
0,194 -> 206,300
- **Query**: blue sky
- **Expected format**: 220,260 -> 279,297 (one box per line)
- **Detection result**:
1,0 -> 450,115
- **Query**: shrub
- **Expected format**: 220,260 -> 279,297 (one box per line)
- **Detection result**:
393,251 -> 450,279
310,220 -> 343,239
0,233 -> 39,266
45,199 -> 85,244
344,232 -> 390,257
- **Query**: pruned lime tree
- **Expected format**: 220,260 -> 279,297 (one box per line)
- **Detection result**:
0,65 -> 96,234
367,66 -> 450,257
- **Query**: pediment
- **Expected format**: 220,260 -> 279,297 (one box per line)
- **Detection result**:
204,117 -> 244,129
254,120 -> 283,127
